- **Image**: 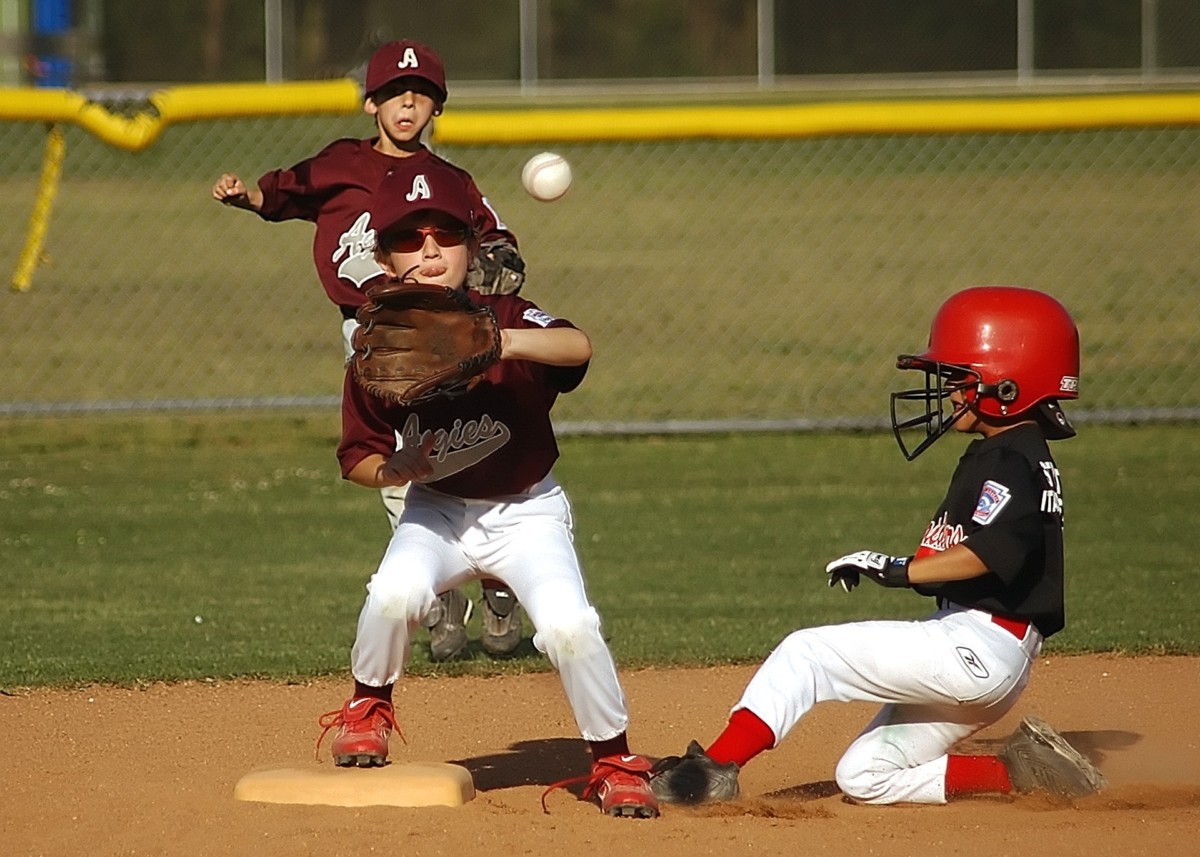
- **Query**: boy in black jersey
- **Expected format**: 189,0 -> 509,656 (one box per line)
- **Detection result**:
651,287 -> 1107,806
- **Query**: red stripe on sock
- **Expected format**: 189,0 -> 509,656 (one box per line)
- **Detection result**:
705,708 -> 776,767
945,754 -> 1013,797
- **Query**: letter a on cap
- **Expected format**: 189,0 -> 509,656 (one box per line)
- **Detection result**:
398,47 -> 419,70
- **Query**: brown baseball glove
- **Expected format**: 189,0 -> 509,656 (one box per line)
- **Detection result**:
351,280 -> 501,406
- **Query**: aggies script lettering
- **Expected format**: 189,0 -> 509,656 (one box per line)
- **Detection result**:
916,512 -> 965,558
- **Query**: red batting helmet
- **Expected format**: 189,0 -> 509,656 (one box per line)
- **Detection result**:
891,286 -> 1080,459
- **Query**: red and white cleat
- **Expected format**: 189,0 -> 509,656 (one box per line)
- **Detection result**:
316,697 -> 402,768
588,755 -> 661,818
542,754 -> 660,818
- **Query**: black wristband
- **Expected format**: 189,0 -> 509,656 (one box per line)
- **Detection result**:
882,556 -> 912,587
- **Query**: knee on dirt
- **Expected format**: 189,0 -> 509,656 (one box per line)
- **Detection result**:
835,740 -> 910,803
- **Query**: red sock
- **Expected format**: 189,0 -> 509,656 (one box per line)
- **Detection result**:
353,681 -> 394,703
589,733 -> 631,761
705,708 -> 776,767
945,754 -> 1013,797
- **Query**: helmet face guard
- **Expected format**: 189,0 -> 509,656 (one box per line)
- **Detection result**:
890,357 -> 980,461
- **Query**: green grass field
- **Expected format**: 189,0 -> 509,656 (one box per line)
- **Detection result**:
1,413 -> 1195,689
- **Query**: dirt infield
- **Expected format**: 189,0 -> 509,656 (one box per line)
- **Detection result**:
5,654 -> 1198,857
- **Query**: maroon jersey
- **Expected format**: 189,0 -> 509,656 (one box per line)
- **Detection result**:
256,140 -> 513,312
338,292 -> 586,498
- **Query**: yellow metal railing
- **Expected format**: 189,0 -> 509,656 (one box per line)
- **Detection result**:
4,83 -> 1199,291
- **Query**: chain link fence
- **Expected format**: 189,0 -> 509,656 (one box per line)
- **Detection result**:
2,103 -> 1198,430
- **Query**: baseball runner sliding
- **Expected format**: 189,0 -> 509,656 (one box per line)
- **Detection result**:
650,287 -> 1106,806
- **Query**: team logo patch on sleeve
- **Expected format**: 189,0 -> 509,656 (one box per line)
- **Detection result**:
972,480 -> 1012,524
522,308 -> 556,327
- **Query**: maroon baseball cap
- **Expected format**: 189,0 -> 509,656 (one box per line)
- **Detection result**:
365,40 -> 447,102
371,160 -> 475,236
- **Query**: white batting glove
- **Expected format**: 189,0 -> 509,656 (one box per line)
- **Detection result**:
826,550 -> 912,592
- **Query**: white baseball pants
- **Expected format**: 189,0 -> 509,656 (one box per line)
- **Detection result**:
350,474 -> 630,742
732,604 -> 1042,804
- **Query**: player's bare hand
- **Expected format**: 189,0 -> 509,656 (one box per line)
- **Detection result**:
378,433 -> 437,486
212,173 -> 262,210
826,550 -> 912,592
212,173 -> 245,201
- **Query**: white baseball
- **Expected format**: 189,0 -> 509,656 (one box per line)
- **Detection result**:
521,152 -> 572,202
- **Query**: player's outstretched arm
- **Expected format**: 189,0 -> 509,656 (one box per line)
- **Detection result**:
212,173 -> 264,212
826,544 -> 990,592
500,327 -> 591,367
906,544 -> 989,584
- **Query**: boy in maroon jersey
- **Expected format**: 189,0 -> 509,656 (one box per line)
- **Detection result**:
316,158 -> 659,819
212,40 -> 524,661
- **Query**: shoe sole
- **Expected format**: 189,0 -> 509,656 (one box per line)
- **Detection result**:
1019,715 -> 1107,795
429,630 -> 469,662
333,753 -> 389,768
429,594 -> 472,661
480,631 -> 522,656
606,803 -> 659,819
650,778 -> 740,804
481,603 -> 522,656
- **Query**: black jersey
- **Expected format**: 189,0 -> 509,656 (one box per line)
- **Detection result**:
912,424 -> 1066,637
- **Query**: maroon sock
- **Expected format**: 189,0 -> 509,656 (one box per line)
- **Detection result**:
353,681 -> 394,703
589,733 -> 631,761
705,708 -> 776,767
945,754 -> 1013,797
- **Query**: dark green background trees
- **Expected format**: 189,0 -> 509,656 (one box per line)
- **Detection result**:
86,0 -> 1200,86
